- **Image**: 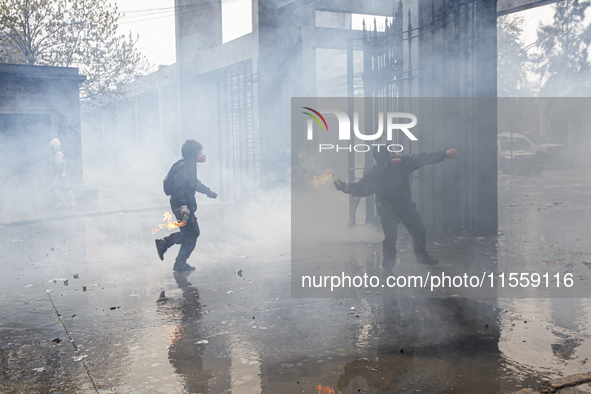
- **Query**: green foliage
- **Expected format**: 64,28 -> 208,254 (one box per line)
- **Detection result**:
0,0 -> 152,101
498,14 -> 533,97
533,0 -> 591,96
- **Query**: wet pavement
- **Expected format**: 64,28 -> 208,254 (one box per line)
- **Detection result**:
2,169 -> 591,393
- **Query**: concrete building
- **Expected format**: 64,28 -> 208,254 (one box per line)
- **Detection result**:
83,0 -> 559,234
0,64 -> 86,216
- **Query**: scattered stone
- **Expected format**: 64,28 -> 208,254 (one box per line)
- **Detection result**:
73,274 -> 79,279
32,367 -> 45,372
237,269 -> 243,277
83,286 -> 87,291
538,371 -> 591,393
63,280 -> 68,286
51,338 -> 62,343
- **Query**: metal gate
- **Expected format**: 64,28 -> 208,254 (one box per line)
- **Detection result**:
216,61 -> 259,201
347,0 -> 497,235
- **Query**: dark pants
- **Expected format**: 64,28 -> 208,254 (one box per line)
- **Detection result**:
163,212 -> 200,264
378,199 -> 428,265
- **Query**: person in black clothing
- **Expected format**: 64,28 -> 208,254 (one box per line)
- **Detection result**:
335,146 -> 459,267
155,140 -> 217,272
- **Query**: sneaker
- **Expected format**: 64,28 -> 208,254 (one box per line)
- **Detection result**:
155,239 -> 167,261
173,262 -> 196,272
416,256 -> 439,266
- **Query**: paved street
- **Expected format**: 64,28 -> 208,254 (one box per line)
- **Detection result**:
1,169 -> 591,393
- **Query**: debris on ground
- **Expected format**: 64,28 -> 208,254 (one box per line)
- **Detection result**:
195,340 -> 209,344
512,371 -> 591,394
236,269 -> 243,277
82,286 -> 87,291
51,338 -> 62,343
157,291 -> 169,303
73,274 -> 79,279
32,367 -> 45,372
226,291 -> 234,294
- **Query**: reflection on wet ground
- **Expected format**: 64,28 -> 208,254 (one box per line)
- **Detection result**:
1,170 -> 591,393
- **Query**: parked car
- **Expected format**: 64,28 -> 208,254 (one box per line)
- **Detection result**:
497,132 -> 562,175
498,132 -> 539,175
520,132 -> 566,169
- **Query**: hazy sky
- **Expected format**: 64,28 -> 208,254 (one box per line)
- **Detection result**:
114,0 -> 555,69
114,0 -> 252,68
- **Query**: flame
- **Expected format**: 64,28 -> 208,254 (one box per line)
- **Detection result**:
152,212 -> 185,234
317,385 -> 335,394
313,169 -> 336,188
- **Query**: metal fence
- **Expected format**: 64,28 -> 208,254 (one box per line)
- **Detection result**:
347,0 -> 497,235
216,61 -> 259,201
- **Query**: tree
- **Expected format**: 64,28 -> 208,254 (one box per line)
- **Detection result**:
533,0 -> 591,96
0,0 -> 152,101
498,14 -> 534,97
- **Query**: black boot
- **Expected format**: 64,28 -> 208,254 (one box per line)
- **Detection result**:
155,239 -> 168,261
416,255 -> 439,266
173,261 -> 196,272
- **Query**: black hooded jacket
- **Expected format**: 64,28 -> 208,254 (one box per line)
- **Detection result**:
346,150 -> 447,206
169,159 -> 212,213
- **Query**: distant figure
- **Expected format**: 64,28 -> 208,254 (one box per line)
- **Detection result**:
335,146 -> 459,268
155,140 -> 217,272
49,138 -> 75,208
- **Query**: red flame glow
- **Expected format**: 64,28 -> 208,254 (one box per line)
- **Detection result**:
313,169 -> 336,188
317,385 -> 335,394
152,212 -> 185,234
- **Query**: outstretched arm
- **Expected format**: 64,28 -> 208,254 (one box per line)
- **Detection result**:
405,149 -> 458,171
195,179 -> 217,199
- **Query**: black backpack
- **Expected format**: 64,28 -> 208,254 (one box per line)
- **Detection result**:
163,160 -> 185,196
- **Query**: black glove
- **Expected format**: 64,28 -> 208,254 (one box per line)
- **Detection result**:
207,190 -> 217,199
179,205 -> 190,223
